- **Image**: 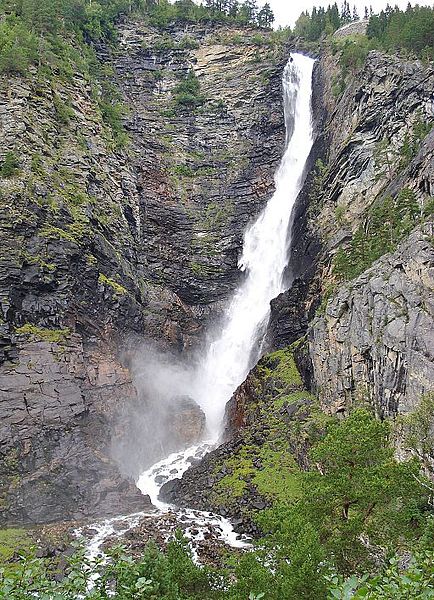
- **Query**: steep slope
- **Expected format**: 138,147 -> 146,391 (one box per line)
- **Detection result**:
0,21 -> 288,525
270,48 -> 434,417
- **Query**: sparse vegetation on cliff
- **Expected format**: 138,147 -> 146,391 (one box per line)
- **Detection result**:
333,187 -> 429,281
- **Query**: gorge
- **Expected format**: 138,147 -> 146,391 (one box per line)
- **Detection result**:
0,1 -> 433,597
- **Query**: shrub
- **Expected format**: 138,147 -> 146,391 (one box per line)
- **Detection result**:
334,188 -> 421,280
0,151 -> 20,178
173,71 -> 205,111
0,15 -> 38,75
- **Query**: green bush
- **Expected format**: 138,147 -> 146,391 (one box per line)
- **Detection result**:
334,187 -> 422,280
0,151 -> 20,178
0,15 -> 38,74
53,93 -> 74,124
173,71 -> 205,111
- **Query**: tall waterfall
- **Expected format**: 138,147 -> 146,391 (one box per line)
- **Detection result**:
88,54 -> 315,559
195,53 -> 315,438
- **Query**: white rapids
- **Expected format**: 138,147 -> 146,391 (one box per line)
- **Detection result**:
80,52 -> 315,560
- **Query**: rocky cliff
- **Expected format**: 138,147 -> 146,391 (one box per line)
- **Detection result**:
309,225 -> 433,416
270,49 -> 434,417
0,20 -> 288,525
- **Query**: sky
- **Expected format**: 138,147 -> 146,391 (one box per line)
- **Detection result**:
257,0 -> 431,27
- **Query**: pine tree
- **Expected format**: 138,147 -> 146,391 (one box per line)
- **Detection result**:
352,4 -> 359,21
239,0 -> 257,23
257,2 -> 274,28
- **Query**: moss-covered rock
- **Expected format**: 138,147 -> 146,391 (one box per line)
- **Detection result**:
160,344 -> 335,535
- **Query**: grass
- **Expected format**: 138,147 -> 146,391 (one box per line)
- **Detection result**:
0,529 -> 31,564
14,324 -> 71,343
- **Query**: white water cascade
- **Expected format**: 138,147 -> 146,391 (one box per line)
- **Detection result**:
195,53 -> 315,438
82,52 -> 315,560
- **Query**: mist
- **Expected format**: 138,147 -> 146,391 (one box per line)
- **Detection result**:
111,342 -> 205,480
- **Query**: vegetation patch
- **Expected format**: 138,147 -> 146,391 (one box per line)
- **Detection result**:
0,529 -> 31,565
0,152 -> 20,178
14,324 -> 71,343
172,71 -> 206,112
98,273 -> 127,295
333,187 -> 430,280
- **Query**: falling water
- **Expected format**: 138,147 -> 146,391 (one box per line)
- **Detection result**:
82,53 -> 315,559
195,53 -> 315,438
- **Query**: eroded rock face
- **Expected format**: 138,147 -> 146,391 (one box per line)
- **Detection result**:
271,49 -> 434,409
0,336 -> 150,525
314,50 -> 433,245
167,396 -> 206,447
309,226 -> 434,416
0,21 -> 288,525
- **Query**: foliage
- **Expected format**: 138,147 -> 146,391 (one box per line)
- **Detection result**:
327,551 -> 434,599
294,1 -> 352,42
0,151 -> 20,178
146,0 -> 273,28
0,14 -> 38,74
334,187 -> 422,280
1,408 -> 433,599
367,4 -> 434,60
172,70 -> 206,111
14,323 -> 71,343
302,409 -> 428,573
400,115 -> 433,168
0,536 -> 219,599
53,93 -> 74,124
399,393 -> 434,478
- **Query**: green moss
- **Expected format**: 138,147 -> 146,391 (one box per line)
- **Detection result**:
259,348 -> 303,388
14,324 -> 71,343
39,211 -> 90,243
214,449 -> 256,501
21,251 -> 56,272
98,273 -> 127,295
253,445 -> 301,503
86,253 -> 97,266
171,164 -> 195,177
0,529 -> 31,564
273,390 -> 316,409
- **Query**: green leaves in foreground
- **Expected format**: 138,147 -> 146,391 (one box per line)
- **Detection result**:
1,410 -> 433,599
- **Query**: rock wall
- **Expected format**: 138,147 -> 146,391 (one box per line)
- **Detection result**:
309,225 -> 434,416
0,21 -> 288,525
270,49 -> 434,417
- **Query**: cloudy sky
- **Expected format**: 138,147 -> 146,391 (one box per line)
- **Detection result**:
258,0 -> 428,27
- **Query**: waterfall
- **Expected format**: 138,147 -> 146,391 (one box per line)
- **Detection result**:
86,53 -> 315,560
194,53 -> 315,438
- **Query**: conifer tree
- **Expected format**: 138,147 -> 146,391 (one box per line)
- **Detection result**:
257,2 -> 274,28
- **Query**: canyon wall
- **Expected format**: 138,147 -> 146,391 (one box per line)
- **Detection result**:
0,21 -> 288,525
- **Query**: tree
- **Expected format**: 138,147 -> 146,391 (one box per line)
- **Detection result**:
257,2 -> 274,28
303,409 -> 429,573
352,4 -> 359,21
238,0 -> 257,24
400,394 -> 434,478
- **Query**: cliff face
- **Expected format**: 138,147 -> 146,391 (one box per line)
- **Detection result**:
310,225 -> 434,416
0,21 -> 287,525
270,49 -> 434,418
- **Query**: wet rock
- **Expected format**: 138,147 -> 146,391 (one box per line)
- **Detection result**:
167,396 -> 206,448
